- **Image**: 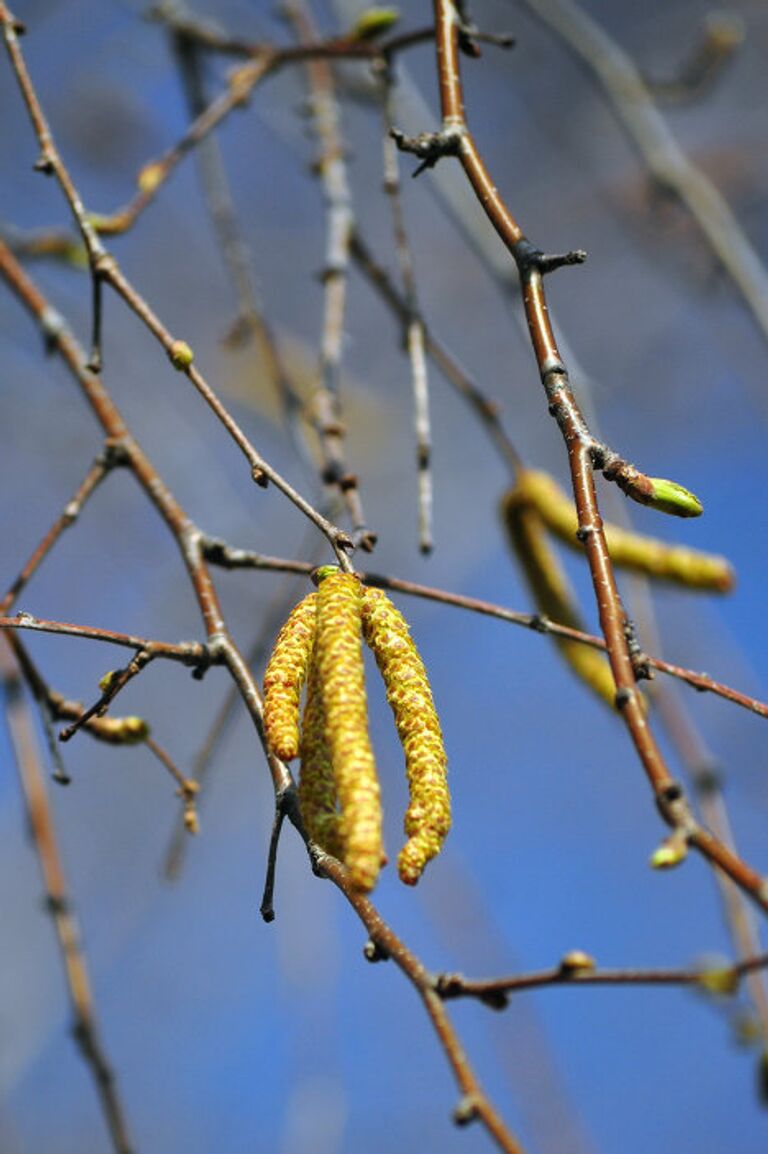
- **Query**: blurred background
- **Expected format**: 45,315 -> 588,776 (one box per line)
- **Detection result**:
1,1 -> 768,1151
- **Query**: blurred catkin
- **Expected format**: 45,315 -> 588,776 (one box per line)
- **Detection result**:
501,489 -> 618,709
361,587 -> 450,885
515,470 -> 734,591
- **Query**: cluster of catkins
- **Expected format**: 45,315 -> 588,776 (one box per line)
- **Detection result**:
263,566 -> 450,893
501,469 -> 734,708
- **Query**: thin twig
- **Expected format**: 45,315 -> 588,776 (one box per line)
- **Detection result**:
285,0 -> 377,552
435,951 -> 768,1004
379,62 -> 435,552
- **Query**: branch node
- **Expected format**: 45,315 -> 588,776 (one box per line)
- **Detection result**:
614,687 -> 634,710
529,613 -> 550,634
453,1094 -> 480,1127
390,126 -> 462,176
363,937 -> 390,963
512,238 -> 587,276
260,784 -> 299,923
33,153 -> 55,176
624,618 -> 652,682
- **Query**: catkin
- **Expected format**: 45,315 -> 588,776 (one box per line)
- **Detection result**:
501,491 -> 618,709
298,653 -> 343,859
361,587 -> 450,885
315,571 -> 384,893
263,592 -> 318,761
516,470 -> 734,592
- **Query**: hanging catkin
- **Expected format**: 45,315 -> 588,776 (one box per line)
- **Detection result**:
315,570 -> 384,893
514,470 -> 734,592
361,587 -> 450,885
262,592 -> 317,761
502,490 -> 618,709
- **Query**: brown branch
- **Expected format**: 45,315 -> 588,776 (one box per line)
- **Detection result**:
2,643 -> 135,1154
317,851 -> 527,1154
417,0 -> 768,913
0,612 -> 209,663
435,951 -> 768,1005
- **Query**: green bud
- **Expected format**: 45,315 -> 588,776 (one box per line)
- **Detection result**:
168,340 -> 194,370
647,478 -> 703,518
98,670 -> 119,693
348,7 -> 400,40
649,836 -> 688,869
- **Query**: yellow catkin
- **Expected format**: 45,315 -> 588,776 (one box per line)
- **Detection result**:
516,470 -> 734,592
361,587 -> 450,885
501,492 -> 618,709
315,571 -> 384,892
298,654 -> 343,859
263,592 -> 318,761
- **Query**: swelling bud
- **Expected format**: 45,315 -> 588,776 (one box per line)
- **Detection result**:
646,477 -> 703,518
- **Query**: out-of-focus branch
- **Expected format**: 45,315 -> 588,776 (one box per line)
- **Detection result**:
646,12 -> 744,104
285,0 -> 377,552
350,231 -> 524,474
379,64 -> 435,552
514,0 -> 768,349
2,644 -> 135,1154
